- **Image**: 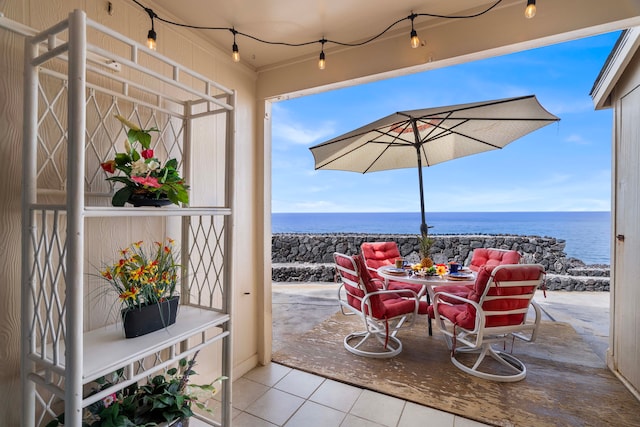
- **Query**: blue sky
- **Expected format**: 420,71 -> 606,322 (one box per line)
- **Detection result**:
271,31 -> 619,213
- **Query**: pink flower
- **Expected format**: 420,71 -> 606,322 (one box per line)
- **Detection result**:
102,393 -> 117,408
131,176 -> 162,188
141,149 -> 154,159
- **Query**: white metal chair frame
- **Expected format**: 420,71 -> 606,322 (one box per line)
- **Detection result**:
335,252 -> 422,358
360,242 -> 428,299
432,264 -> 545,382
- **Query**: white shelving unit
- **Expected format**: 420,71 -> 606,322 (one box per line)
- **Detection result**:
20,10 -> 234,427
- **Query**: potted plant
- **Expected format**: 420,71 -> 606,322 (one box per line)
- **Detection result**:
99,238 -> 181,338
101,115 -> 189,207
46,351 -> 226,427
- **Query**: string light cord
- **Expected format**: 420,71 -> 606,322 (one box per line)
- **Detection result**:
131,0 -> 505,49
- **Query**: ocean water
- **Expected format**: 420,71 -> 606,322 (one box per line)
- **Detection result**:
271,211 -> 611,265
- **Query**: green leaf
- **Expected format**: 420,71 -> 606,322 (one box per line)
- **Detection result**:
112,186 -> 133,207
165,158 -> 178,170
126,128 -> 138,144
114,152 -> 131,166
131,149 -> 140,162
137,131 -> 152,149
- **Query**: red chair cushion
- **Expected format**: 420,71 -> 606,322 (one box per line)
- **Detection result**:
337,254 -> 428,319
469,248 -> 521,272
361,242 -> 401,275
432,265 -> 541,329
361,242 -> 425,296
387,280 -> 425,296
431,283 -> 473,303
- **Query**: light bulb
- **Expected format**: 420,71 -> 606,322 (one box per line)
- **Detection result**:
318,51 -> 326,70
146,29 -> 157,50
232,43 -> 240,62
525,0 -> 536,19
410,29 -> 420,49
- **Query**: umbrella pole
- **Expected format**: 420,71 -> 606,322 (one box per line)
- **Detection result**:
415,144 -> 428,236
415,143 -> 434,336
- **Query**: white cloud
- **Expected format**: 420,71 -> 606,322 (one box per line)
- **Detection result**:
274,121 -> 336,145
565,134 -> 590,145
272,103 -> 336,145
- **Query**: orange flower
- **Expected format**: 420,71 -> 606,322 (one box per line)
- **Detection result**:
435,264 -> 448,276
119,287 -> 139,301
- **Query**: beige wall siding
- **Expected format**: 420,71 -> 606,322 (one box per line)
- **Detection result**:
0,1 -> 261,423
609,46 -> 640,396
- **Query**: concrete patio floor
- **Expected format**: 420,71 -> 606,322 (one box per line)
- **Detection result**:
272,282 -> 611,363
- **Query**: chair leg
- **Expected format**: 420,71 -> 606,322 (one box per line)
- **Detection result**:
450,343 -> 527,382
344,331 -> 403,358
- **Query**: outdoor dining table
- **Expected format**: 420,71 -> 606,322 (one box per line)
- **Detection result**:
376,266 -> 476,336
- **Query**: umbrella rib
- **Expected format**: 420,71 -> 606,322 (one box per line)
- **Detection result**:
372,122 -> 415,145
315,139 -> 371,169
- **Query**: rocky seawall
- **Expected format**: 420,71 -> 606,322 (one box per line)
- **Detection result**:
272,233 -> 610,291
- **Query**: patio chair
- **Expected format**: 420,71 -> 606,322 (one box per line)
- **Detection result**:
432,248 -> 522,301
429,263 -> 545,382
334,252 -> 428,358
360,241 -> 427,298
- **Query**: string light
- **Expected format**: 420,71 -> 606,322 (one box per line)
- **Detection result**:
318,39 -> 326,70
231,29 -> 240,62
145,7 -> 156,50
131,0 -> 508,68
525,0 -> 536,19
409,13 -> 420,49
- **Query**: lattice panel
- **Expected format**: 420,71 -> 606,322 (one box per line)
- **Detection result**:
185,215 -> 227,311
29,208 -> 68,366
37,75 -> 69,193
36,73 -> 187,198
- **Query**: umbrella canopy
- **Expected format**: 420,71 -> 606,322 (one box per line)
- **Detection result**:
309,95 -> 560,234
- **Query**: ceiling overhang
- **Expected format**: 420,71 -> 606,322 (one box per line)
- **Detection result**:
145,0 -> 640,99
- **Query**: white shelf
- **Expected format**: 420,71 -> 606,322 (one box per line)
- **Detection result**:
28,204 -> 232,217
83,206 -> 232,217
81,307 -> 229,381
21,10 -> 234,426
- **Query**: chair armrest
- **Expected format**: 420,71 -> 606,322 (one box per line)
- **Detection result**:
433,291 -> 474,306
361,288 -> 422,320
432,291 -> 484,334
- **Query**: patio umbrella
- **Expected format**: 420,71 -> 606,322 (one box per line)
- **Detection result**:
309,95 -> 559,235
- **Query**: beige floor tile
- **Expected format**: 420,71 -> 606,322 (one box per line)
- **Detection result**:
340,414 -> 386,427
349,389 -> 406,427
245,388 -> 305,425
244,363 -> 292,387
453,417 -> 493,427
274,369 -> 326,399
232,377 -> 271,410
398,402 -> 455,427
284,400 -> 346,427
232,411 -> 279,427
310,379 -> 362,412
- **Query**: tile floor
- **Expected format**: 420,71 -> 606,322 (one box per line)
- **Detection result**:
193,288 -> 609,427
229,362 -> 490,427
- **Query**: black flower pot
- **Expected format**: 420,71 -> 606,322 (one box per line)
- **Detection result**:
121,296 -> 180,338
127,192 -> 173,207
